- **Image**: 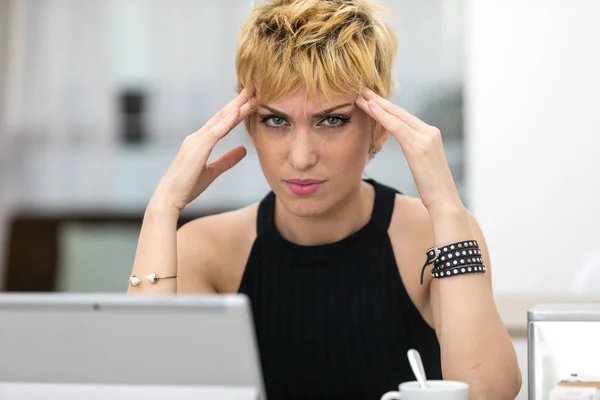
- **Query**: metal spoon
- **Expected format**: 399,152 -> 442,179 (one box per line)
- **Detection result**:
407,348 -> 428,389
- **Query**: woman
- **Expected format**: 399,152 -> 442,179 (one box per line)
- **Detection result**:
129,0 -> 521,398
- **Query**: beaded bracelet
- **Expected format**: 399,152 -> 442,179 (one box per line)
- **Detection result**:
126,273 -> 177,287
420,240 -> 486,285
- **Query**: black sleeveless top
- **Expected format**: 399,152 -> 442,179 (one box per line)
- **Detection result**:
238,179 -> 442,400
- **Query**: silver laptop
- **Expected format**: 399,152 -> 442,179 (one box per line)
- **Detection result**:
0,293 -> 266,400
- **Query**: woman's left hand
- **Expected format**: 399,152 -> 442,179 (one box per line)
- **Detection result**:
356,88 -> 464,217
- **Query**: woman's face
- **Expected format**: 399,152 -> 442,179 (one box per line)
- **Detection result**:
249,87 -> 382,218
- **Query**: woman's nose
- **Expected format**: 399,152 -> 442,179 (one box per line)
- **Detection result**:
288,130 -> 318,171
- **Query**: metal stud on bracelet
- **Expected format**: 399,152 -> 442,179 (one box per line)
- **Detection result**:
420,240 -> 484,285
433,265 -> 486,278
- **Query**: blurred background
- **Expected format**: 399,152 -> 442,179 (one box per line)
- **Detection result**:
0,0 -> 467,293
1,1 -> 600,397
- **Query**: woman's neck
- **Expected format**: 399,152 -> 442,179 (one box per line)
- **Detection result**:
273,180 -> 375,246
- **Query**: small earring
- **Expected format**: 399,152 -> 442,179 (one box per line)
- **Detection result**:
368,147 -> 379,157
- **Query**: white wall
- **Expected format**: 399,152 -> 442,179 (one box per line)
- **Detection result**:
465,0 -> 600,297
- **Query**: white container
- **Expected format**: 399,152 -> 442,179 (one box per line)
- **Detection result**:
528,304 -> 600,399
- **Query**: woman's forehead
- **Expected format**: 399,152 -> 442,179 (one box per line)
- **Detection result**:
261,87 -> 357,112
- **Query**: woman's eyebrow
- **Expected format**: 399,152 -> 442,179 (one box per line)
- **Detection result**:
259,105 -> 291,119
315,103 -> 354,117
259,103 -> 354,119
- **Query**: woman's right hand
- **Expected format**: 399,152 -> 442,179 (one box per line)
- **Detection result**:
151,88 -> 257,215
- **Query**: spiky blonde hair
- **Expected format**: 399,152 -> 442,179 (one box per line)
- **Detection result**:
235,0 -> 397,105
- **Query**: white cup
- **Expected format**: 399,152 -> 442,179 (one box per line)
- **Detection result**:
380,380 -> 469,400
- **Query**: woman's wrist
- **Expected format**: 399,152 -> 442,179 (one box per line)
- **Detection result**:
427,202 -> 472,246
428,201 -> 468,224
146,195 -> 181,223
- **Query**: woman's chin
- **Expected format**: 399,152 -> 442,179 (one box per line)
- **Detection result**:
279,196 -> 330,219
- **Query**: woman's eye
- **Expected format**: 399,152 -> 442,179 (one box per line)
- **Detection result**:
260,115 -> 349,129
261,116 -> 289,127
321,116 -> 350,127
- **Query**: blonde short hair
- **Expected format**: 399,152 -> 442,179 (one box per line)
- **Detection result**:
235,0 -> 397,105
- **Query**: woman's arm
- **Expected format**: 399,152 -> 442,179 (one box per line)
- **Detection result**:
428,207 -> 521,399
128,200 -> 180,294
127,90 -> 256,294
356,88 -> 521,399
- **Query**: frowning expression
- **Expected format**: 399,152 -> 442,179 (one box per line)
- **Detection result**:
250,87 -> 382,217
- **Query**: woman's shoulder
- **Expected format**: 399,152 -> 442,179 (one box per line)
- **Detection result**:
391,193 -> 430,226
388,192 -> 481,245
386,195 -> 431,280
384,193 -> 436,326
179,202 -> 259,240
176,202 -> 260,293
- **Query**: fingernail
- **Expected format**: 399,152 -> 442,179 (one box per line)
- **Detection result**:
368,100 -> 380,109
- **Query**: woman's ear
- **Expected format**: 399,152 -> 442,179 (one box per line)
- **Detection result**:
371,121 -> 390,153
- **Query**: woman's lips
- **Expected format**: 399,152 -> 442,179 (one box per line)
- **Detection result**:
285,179 -> 325,195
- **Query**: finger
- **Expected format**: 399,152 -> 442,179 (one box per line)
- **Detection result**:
236,96 -> 258,123
202,88 -> 253,132
355,95 -> 375,119
361,88 -> 427,130
367,100 -> 412,142
218,95 -> 258,134
206,146 -> 247,183
202,106 -> 241,146
192,97 -> 255,166
197,97 -> 256,157
207,94 -> 256,136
